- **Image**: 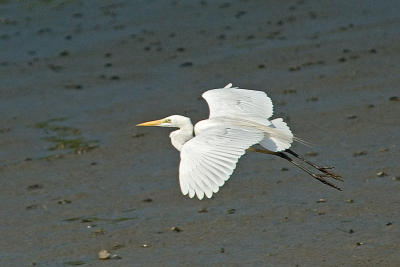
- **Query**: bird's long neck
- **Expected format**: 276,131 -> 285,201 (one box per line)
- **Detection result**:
169,121 -> 194,151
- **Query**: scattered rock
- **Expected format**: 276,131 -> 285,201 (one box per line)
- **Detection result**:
389,96 -> 399,101
171,226 -> 182,232
110,75 -> 120,80
353,151 -> 367,157
386,222 -> 393,226
27,184 -> 43,191
141,244 -> 151,248
316,198 -> 326,203
132,133 -> 146,138
306,151 -> 318,157
258,64 -> 265,69
338,57 -> 346,62
349,229 -> 354,234
346,199 -> 354,203
376,171 -> 387,177
235,11 -> 246,19
356,242 -> 364,246
142,198 -> 153,202
198,207 -> 208,213
57,199 -> 71,205
369,48 -> 377,54
281,167 -> 289,171
180,62 -> 193,67
98,249 -> 111,260
65,84 -> 83,90
289,66 -> 301,72
227,208 -> 236,214
392,176 -> 400,181
59,50 -> 70,57
26,204 -> 38,210
220,247 -> 225,253
346,115 -> 357,119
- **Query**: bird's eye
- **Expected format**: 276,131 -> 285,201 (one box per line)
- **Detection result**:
164,119 -> 171,123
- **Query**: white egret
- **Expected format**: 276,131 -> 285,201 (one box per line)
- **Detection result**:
137,83 -> 342,199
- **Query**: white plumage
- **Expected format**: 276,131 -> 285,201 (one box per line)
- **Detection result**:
137,83 -> 294,199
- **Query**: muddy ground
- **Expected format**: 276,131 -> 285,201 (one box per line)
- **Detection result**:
0,0 -> 399,266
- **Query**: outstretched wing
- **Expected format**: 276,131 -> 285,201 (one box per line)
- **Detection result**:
179,125 -> 264,200
202,84 -> 273,122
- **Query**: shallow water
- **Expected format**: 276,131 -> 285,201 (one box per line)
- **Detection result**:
1,0 -> 399,266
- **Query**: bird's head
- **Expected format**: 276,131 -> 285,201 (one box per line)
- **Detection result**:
137,115 -> 191,128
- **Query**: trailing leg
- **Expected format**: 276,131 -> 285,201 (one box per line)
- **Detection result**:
285,149 -> 342,181
247,148 -> 342,191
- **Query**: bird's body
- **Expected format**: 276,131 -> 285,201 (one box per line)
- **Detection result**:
137,83 -> 342,199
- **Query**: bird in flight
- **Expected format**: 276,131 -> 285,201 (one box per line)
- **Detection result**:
137,83 -> 342,199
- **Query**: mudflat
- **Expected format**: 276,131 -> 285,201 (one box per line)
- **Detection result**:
1,0 -> 399,266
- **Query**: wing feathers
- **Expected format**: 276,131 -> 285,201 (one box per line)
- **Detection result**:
179,125 -> 264,199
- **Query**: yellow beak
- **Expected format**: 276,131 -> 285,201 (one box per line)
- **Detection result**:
136,119 -> 163,126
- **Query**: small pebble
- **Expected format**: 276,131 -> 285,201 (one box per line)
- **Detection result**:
392,176 -> 400,181
171,226 -> 182,232
349,229 -> 354,234
142,198 -> 153,202
379,148 -> 389,152
346,115 -> 357,119
306,151 -> 318,157
57,199 -> 71,205
369,49 -> 377,54
141,244 -> 151,248
26,204 -> 38,210
389,96 -> 399,101
220,248 -> 225,253
289,66 -> 301,71
386,222 -> 393,226
376,171 -> 387,177
316,198 -> 326,203
227,208 -> 236,214
346,199 -> 354,203
338,57 -> 346,62
27,184 -> 43,191
198,207 -> 208,213
281,167 -> 289,171
356,242 -> 364,246
180,62 -> 193,67
59,50 -> 69,57
98,249 -> 111,260
353,151 -> 367,157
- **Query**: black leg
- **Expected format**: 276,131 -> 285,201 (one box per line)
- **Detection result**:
285,149 -> 343,181
247,148 -> 342,191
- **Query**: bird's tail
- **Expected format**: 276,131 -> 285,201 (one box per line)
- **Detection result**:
259,118 -> 294,152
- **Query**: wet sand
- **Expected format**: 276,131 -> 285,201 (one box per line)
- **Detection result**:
1,0 -> 399,266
